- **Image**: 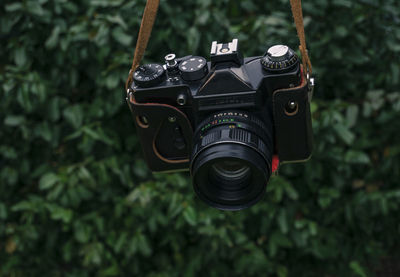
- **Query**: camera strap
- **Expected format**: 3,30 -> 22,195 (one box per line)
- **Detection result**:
125,0 -> 312,90
290,0 -> 312,77
125,0 -> 160,91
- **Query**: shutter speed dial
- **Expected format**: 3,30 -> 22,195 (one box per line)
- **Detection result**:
133,64 -> 166,88
261,45 -> 299,73
179,56 -> 208,81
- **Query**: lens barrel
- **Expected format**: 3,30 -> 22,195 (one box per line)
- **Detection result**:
190,111 -> 273,210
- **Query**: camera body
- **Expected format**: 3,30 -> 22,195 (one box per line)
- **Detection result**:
127,39 -> 313,210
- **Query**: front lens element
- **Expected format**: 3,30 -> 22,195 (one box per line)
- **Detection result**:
211,159 -> 251,184
210,159 -> 252,193
190,111 -> 273,210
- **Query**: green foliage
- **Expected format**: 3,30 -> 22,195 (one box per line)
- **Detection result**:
1,0 -> 400,276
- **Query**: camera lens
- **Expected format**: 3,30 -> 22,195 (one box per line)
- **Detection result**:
190,111 -> 273,210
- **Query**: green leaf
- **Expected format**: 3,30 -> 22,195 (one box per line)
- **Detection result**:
45,26 -> 61,49
284,184 -> 299,200
49,206 -> 73,223
187,27 -> 200,52
277,265 -> 288,277
183,206 -> 197,226
309,221 -> 318,236
48,97 -> 61,122
268,231 -> 292,257
349,261 -> 367,277
106,14 -> 127,29
318,197 -> 332,209
0,146 -> 17,159
294,220 -> 306,229
11,201 -> 34,212
14,48 -> 27,67
39,173 -> 59,190
100,264 -> 120,276
82,126 -> 102,140
268,238 -> 277,257
111,27 -> 132,46
82,126 -> 114,145
105,74 -> 120,89
26,1 -> 45,16
114,233 -> 128,253
335,25 -> 348,37
346,105 -> 359,127
333,124 -> 355,145
74,223 -> 92,243
5,3 -> 23,12
137,233 -> 152,256
82,242 -> 103,266
0,203 -> 7,219
63,105 -> 83,128
4,115 -> 25,126
35,122 -> 52,142
344,150 -> 370,164
277,210 -> 288,234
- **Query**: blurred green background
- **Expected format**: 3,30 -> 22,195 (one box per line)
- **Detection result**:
1,0 -> 400,276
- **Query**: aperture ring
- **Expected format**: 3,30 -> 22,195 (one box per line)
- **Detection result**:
196,112 -> 268,138
196,117 -> 272,148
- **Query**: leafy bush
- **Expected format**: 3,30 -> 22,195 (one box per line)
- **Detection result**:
1,0 -> 400,276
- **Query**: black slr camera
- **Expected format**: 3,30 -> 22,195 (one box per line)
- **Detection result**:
127,39 -> 313,210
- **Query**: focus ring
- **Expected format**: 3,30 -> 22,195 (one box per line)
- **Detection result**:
193,126 -> 270,168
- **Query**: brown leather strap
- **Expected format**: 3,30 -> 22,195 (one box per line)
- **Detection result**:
125,0 -> 160,91
290,0 -> 312,77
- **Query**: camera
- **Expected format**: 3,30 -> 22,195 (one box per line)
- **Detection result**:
127,39 -> 314,210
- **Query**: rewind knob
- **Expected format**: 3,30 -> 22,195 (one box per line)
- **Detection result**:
261,45 -> 299,73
